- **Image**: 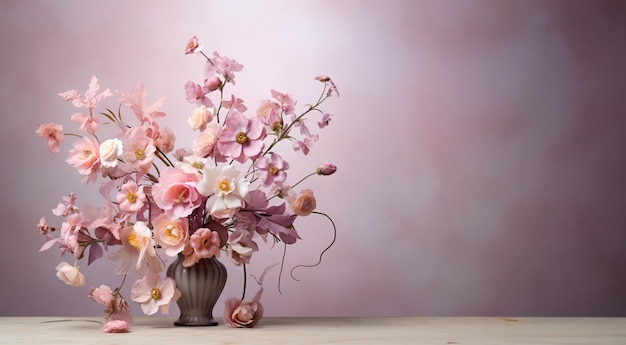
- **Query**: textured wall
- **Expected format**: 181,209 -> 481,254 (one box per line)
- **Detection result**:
1,0 -> 624,318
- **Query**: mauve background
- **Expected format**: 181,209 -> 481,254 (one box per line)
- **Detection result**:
1,0 -> 625,318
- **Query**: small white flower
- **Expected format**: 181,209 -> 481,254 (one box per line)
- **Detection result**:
55,262 -> 86,287
99,138 -> 123,168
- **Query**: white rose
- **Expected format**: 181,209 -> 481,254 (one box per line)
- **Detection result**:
188,106 -> 215,131
56,262 -> 86,287
99,138 -> 123,168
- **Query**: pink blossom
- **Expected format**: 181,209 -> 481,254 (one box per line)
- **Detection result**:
151,168 -> 203,219
55,262 -> 86,287
109,223 -> 162,275
316,162 -> 337,176
131,273 -> 180,315
315,75 -> 339,96
318,113 -> 332,128
123,126 -> 156,173
205,51 -> 244,84
222,94 -> 248,112
184,36 -> 203,55
154,126 -> 175,153
36,123 -> 64,153
189,228 -> 221,259
255,100 -> 282,131
217,111 -> 265,163
292,134 -> 318,156
66,136 -> 100,181
89,285 -> 115,306
118,81 -> 166,125
89,285 -> 133,324
70,112 -> 99,134
223,298 -> 263,328
227,230 -> 258,266
152,213 -> 188,257
289,189 -> 316,216
184,81 -> 213,107
254,153 -> 289,187
101,320 -> 129,333
271,89 -> 296,115
193,122 -> 223,158
188,105 -> 215,131
116,180 -> 146,213
58,75 -> 112,110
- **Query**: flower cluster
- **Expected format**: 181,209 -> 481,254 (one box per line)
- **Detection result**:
36,36 -> 338,331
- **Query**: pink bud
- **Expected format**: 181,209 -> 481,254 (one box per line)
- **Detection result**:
316,162 -> 337,176
204,77 -> 222,92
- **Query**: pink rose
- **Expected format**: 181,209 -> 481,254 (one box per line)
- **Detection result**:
55,262 -> 86,287
155,126 -> 176,153
153,214 -> 189,256
151,168 -> 203,219
100,320 -> 129,333
223,298 -> 263,328
289,189 -> 316,216
192,122 -> 222,157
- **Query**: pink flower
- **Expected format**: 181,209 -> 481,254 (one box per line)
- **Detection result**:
254,153 -> 289,187
131,273 -> 180,315
222,94 -> 247,112
192,122 -> 222,158
152,214 -> 188,257
292,134 -> 318,156
55,262 -> 86,287
316,162 -> 337,176
204,76 -> 222,92
101,320 -> 129,333
217,111 -> 265,163
70,112 -> 99,134
116,180 -> 146,213
271,89 -> 296,115
36,123 -> 64,153
154,126 -> 176,154
223,298 -> 263,328
89,285 -> 133,324
66,136 -> 100,180
256,99 -> 281,131
315,75 -> 339,97
89,285 -> 115,306
205,51 -> 244,84
151,168 -> 203,219
184,81 -> 213,107
289,189 -> 316,216
189,228 -> 221,259
118,81 -> 166,125
318,113 -> 332,128
123,126 -> 156,173
184,36 -> 203,55
227,230 -> 258,266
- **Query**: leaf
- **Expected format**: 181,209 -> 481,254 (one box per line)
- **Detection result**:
87,243 -> 103,265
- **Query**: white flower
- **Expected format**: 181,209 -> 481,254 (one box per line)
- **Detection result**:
98,138 -> 123,168
197,165 -> 249,218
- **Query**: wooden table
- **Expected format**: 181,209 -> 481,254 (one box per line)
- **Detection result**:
1,317 -> 624,344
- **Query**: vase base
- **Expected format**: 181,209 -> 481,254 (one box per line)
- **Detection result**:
174,316 -> 218,326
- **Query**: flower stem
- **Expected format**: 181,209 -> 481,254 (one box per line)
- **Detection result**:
241,263 -> 247,301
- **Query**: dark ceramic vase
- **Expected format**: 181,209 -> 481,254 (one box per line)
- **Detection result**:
166,253 -> 227,326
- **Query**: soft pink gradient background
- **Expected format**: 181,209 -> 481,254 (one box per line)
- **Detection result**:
1,1 -> 624,317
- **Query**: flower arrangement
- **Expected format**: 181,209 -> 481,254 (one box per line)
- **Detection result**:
36,36 -> 338,332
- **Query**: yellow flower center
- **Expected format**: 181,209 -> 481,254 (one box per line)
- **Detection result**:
82,149 -> 92,158
135,149 -> 145,160
218,179 -> 231,192
150,287 -> 161,300
235,131 -> 248,144
202,237 -> 211,247
127,233 -> 141,249
268,166 -> 279,175
166,225 -> 180,239
126,192 -> 137,203
191,161 -> 204,170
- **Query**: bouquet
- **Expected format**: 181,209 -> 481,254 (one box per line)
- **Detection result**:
36,36 -> 338,332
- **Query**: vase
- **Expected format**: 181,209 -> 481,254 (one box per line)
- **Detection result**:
166,253 -> 227,326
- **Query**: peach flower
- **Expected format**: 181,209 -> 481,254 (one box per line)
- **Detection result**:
223,298 -> 263,328
66,136 -> 100,177
35,123 -> 64,153
188,105 -> 215,131
152,214 -> 188,257
55,262 -> 86,287
192,122 -> 222,157
289,189 -> 316,216
155,126 -> 176,153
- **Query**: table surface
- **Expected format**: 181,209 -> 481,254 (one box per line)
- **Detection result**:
1,317 -> 625,345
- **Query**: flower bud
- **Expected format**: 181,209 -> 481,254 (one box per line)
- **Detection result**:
316,162 -> 337,176
204,77 -> 222,92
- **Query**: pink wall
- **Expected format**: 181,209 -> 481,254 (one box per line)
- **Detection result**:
1,0 -> 624,317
